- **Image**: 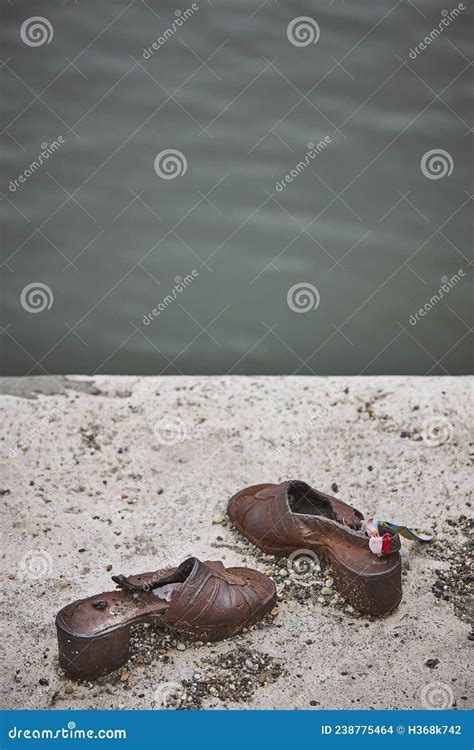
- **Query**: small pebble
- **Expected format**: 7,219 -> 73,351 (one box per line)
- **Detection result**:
92,600 -> 107,610
400,548 -> 411,571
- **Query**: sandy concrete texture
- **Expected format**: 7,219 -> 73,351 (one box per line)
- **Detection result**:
0,375 -> 472,710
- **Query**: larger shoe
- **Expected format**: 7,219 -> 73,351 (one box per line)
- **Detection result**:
56,557 -> 276,680
227,480 -> 401,617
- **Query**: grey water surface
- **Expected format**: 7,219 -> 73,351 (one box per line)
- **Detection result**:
1,0 -> 472,376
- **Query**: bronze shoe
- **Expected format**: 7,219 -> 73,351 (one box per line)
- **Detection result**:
56,557 -> 276,680
228,480 -> 401,617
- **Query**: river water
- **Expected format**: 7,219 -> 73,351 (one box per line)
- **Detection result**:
1,0 -> 472,375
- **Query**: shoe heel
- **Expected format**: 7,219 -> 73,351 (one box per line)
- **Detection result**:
331,554 -> 402,617
57,621 -> 131,681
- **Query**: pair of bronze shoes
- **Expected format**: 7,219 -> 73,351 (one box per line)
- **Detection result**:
57,481 -> 402,681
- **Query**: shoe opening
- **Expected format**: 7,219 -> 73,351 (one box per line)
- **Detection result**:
287,481 -> 340,520
151,557 -> 197,601
113,557 -> 197,602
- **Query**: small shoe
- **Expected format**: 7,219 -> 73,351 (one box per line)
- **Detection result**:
228,480 -> 402,617
56,556 -> 276,680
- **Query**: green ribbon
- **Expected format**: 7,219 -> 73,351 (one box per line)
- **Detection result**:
376,517 -> 434,542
